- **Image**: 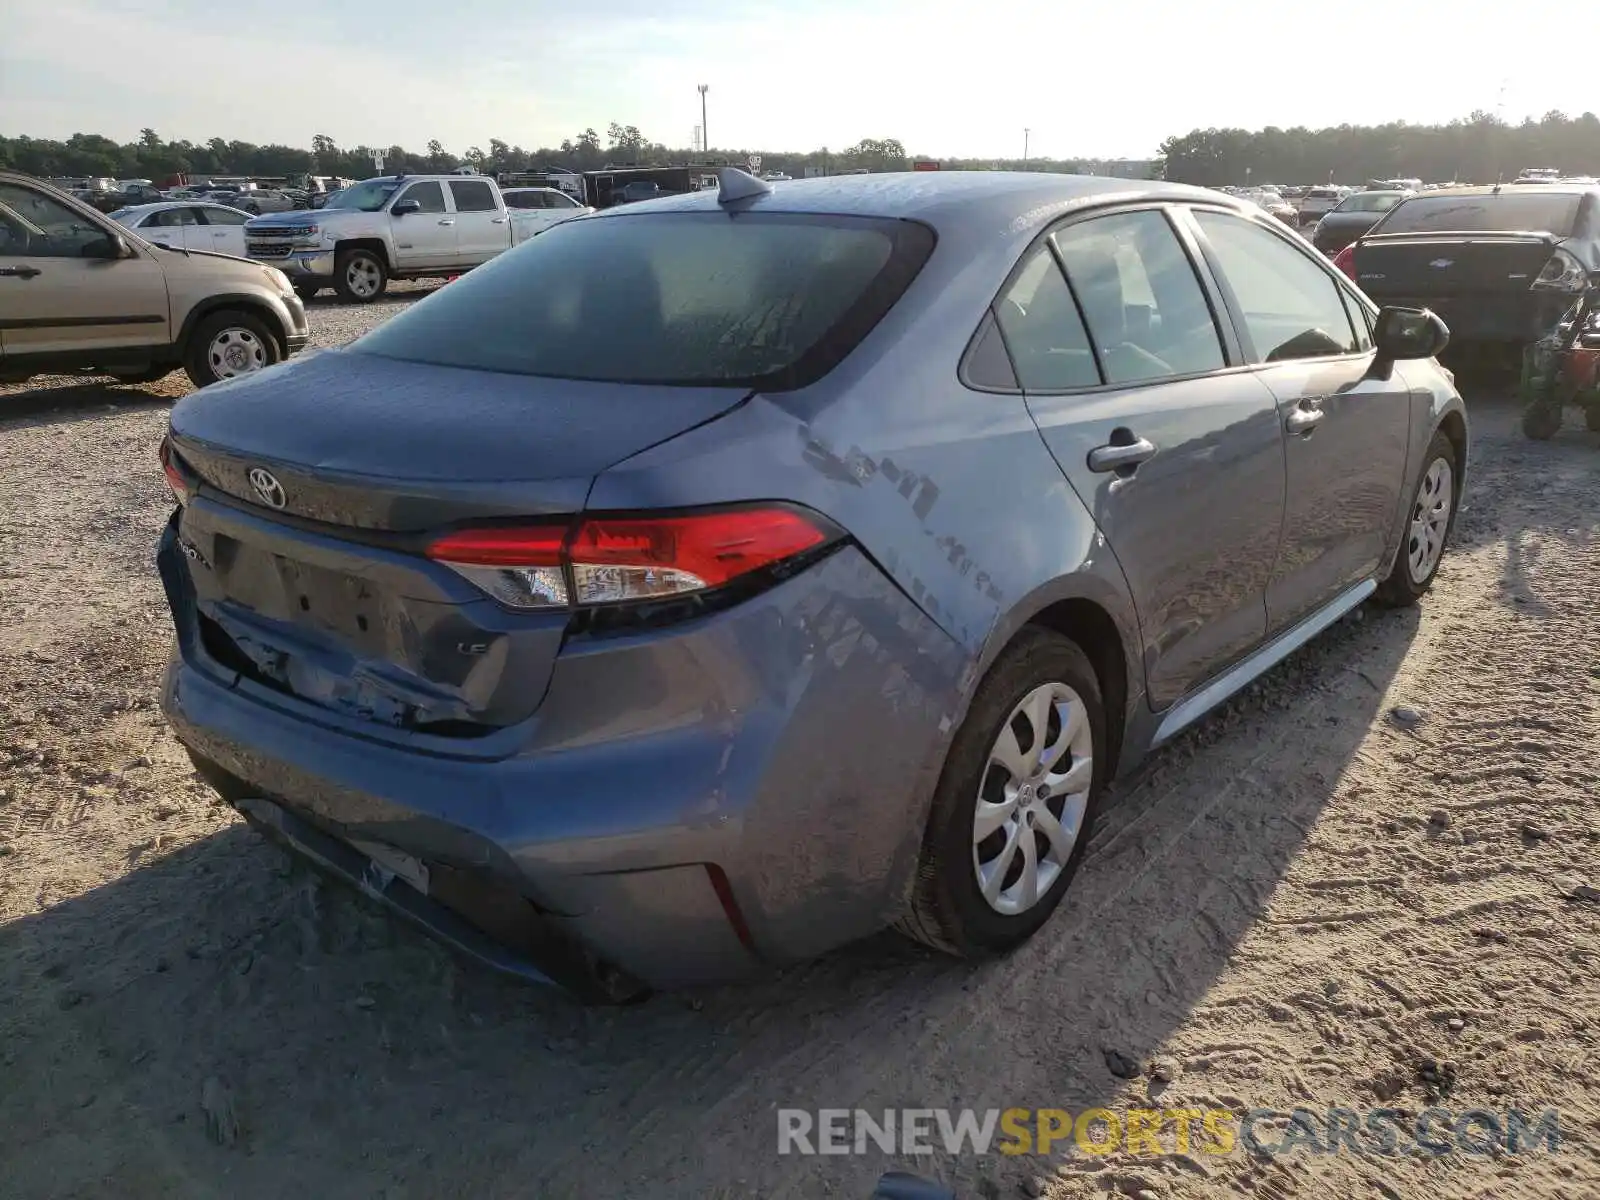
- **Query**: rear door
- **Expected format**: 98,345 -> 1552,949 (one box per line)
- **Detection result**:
1184,207 -> 1410,632
1011,206 -> 1289,709
0,181 -> 171,359
448,179 -> 508,264
196,204 -> 248,256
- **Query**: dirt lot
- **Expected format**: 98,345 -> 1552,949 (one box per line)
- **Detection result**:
1,294 -> 1597,1200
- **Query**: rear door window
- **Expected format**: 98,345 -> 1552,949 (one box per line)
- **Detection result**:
1191,210 -> 1360,362
1051,209 -> 1226,384
1375,192 -> 1582,236
993,244 -> 1099,390
450,180 -> 497,213
353,212 -> 934,389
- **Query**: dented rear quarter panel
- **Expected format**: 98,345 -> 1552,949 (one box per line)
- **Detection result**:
589,203 -> 1148,786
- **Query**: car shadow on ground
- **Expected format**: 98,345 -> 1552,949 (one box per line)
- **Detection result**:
300,281 -> 444,309
0,380 -> 181,424
0,591 -> 1424,1199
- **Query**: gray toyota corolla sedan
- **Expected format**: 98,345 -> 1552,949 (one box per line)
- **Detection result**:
157,169 -> 1467,1002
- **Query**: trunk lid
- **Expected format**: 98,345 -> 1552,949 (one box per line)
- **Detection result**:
1352,232 -> 1558,300
167,349 -> 749,740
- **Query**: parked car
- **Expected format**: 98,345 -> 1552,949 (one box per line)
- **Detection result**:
157,169 -> 1466,1003
88,182 -> 166,212
110,201 -> 253,258
1241,188 -> 1296,225
500,186 -> 596,234
1338,184 -> 1600,367
0,172 -> 308,388
233,189 -> 300,215
1296,185 -> 1347,225
613,180 -> 665,205
1309,189 -> 1410,254
243,174 -> 548,302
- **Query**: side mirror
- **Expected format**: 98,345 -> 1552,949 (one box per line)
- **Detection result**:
81,233 -> 128,260
391,199 -> 420,217
1374,305 -> 1450,361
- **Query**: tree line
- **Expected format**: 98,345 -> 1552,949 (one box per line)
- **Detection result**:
0,127 -> 925,182
1,126 -> 1107,184
1159,110 -> 1600,186
7,110 -> 1600,188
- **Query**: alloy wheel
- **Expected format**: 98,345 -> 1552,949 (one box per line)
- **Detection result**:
346,258 -> 382,298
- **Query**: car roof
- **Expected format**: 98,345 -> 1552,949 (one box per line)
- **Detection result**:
1403,184 -> 1600,199
114,200 -> 239,214
595,171 -> 1247,233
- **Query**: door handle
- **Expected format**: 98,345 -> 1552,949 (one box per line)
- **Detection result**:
1087,435 -> 1158,473
1285,406 -> 1325,435
491,216 -> 508,224
0,265 -> 42,278
437,218 -> 455,226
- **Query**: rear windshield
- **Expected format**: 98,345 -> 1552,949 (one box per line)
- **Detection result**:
1335,192 -> 1404,214
354,211 -> 934,389
1375,192 -> 1583,235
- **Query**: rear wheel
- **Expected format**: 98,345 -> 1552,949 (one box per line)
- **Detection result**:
1375,430 -> 1458,607
900,628 -> 1106,957
1584,405 -> 1600,433
334,248 -> 387,304
183,309 -> 282,388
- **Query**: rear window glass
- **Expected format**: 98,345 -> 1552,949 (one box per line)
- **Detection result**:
1376,193 -> 1583,235
354,212 -> 933,388
1335,192 -> 1404,214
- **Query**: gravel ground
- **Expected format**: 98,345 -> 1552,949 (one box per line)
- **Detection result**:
1,296 -> 1597,1200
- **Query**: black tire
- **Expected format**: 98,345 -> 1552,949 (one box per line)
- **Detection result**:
333,248 -> 388,304
1584,405 -> 1600,433
1374,430 -> 1459,608
899,627 -> 1108,957
1521,401 -> 1564,440
182,309 -> 283,389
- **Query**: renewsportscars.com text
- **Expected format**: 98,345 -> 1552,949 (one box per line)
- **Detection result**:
777,1106 -> 1563,1158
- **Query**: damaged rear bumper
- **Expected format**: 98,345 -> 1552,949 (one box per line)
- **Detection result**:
157,516 -> 968,997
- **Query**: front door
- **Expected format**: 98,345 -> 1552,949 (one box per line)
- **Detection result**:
447,179 -> 507,265
0,181 -> 171,360
1183,207 -> 1411,631
1009,207 -> 1288,709
387,181 -> 455,269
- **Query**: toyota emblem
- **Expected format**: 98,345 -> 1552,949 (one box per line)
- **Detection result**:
247,467 -> 287,510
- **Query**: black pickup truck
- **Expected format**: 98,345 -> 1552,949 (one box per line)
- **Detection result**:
1344,185 -> 1600,367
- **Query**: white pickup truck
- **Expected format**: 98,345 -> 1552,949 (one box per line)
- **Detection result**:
242,175 -> 593,303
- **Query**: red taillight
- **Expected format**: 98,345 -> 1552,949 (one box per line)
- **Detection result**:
159,436 -> 191,505
424,525 -> 566,567
1332,243 -> 1357,281
425,507 -> 834,611
569,509 -> 828,604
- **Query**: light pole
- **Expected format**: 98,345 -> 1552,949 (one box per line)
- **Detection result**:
698,85 -> 709,158
1023,128 -> 1030,167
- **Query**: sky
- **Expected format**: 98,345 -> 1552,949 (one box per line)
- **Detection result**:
5,0 -> 1595,160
